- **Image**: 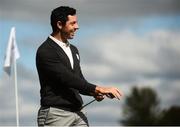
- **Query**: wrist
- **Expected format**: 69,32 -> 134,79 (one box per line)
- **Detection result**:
95,86 -> 102,94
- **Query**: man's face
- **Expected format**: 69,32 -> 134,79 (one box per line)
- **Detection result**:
61,15 -> 79,40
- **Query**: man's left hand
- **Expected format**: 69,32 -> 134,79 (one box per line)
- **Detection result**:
94,94 -> 105,102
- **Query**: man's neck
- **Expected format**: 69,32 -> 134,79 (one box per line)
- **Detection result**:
51,32 -> 67,43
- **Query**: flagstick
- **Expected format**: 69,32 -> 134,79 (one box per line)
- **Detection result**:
14,59 -> 19,127
4,27 -> 20,126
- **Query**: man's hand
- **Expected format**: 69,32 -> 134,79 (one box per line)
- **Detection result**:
95,86 -> 123,100
93,93 -> 105,102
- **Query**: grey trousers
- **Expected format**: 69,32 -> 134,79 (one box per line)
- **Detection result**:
37,107 -> 89,127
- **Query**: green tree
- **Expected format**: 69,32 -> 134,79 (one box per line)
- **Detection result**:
121,87 -> 160,125
158,106 -> 180,125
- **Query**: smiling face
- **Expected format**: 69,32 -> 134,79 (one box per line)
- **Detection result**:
60,15 -> 79,40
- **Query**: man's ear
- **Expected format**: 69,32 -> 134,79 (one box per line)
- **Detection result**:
57,21 -> 62,29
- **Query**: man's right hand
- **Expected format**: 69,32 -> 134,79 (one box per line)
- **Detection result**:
95,86 -> 123,100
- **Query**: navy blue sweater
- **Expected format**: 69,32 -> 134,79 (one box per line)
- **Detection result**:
36,38 -> 96,111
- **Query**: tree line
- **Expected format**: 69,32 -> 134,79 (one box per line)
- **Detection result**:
120,86 -> 180,126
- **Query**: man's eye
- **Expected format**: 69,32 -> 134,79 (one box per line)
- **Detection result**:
71,21 -> 76,25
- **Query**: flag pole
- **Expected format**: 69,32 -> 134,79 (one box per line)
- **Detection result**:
4,27 -> 20,127
14,58 -> 19,127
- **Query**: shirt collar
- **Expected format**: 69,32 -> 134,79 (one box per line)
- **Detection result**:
49,35 -> 70,47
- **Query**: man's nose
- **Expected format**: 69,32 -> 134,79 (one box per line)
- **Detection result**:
75,23 -> 79,30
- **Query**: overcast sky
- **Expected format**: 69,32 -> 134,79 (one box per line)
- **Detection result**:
0,0 -> 180,126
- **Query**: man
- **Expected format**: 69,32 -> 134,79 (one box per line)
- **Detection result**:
36,6 -> 122,126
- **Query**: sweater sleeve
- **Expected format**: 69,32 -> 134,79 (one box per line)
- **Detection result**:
72,46 -> 96,96
78,68 -> 95,96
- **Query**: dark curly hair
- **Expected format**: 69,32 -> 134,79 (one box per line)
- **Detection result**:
50,6 -> 76,32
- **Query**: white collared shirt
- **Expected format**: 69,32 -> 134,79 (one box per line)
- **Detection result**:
49,35 -> 74,69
